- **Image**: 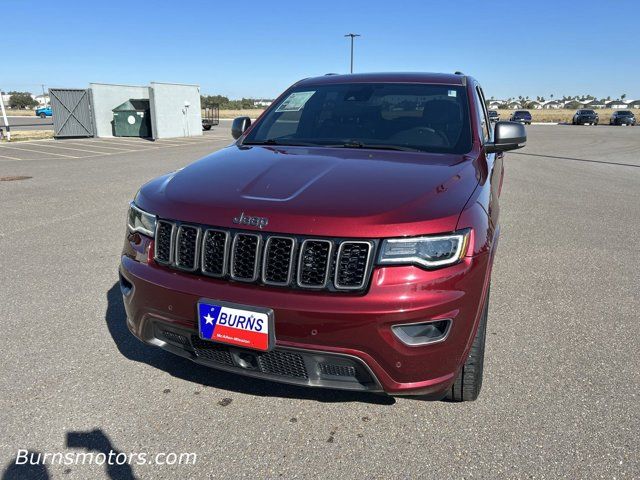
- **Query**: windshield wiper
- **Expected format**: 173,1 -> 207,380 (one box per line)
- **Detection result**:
243,139 -> 323,147
341,141 -> 422,152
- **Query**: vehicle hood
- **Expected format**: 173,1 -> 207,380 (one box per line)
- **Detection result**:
136,145 -> 482,238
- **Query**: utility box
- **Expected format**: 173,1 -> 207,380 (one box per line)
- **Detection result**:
112,99 -> 151,137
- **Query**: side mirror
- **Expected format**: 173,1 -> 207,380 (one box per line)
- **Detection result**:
485,121 -> 527,153
231,116 -> 251,140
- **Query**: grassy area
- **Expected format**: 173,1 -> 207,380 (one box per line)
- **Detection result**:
0,130 -> 54,142
217,109 -> 265,119
2,109 -> 41,117
491,108 -> 639,124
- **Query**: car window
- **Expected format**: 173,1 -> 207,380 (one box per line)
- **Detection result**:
474,86 -> 490,143
245,83 -> 473,154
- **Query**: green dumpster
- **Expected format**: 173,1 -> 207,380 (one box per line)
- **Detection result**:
112,99 -> 151,137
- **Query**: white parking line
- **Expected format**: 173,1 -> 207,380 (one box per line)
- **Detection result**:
0,152 -> 23,161
27,143 -> 116,155
0,144 -> 78,158
95,138 -> 187,148
94,138 -> 158,145
53,140 -> 139,152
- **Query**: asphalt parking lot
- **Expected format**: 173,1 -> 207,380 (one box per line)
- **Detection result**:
0,125 -> 638,479
0,116 -> 54,131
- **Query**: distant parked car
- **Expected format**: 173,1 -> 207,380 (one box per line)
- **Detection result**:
488,110 -> 500,123
35,106 -> 52,118
572,109 -> 599,126
609,110 -> 636,126
510,110 -> 532,125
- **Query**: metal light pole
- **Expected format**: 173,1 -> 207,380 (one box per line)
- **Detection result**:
344,33 -> 361,73
0,89 -> 10,141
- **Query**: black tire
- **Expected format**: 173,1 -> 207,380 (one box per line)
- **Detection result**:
444,289 -> 489,402
203,125 -> 212,131
39,113 -> 46,119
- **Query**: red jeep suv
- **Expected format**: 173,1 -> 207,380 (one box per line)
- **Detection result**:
121,73 -> 526,401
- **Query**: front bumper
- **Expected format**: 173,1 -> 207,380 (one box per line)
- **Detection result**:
119,238 -> 491,396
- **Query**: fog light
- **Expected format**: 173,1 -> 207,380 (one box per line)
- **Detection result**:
392,319 -> 452,346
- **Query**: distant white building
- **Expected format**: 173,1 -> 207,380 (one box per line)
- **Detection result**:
582,99 -> 606,109
253,99 -> 272,107
626,100 -> 640,109
488,100 -> 506,109
34,94 -> 50,106
542,100 -> 563,109
606,100 -> 628,109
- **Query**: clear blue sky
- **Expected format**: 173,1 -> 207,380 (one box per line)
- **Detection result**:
3,0 -> 638,100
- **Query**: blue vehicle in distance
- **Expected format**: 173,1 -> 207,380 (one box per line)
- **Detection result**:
35,106 -> 52,118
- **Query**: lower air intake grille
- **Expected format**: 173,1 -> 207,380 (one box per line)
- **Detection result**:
335,242 -> 372,289
257,350 -> 308,379
319,363 -> 357,377
191,336 -> 234,366
161,330 -> 190,346
190,336 -> 308,379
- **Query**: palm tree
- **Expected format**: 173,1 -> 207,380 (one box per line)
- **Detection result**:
621,93 -> 627,101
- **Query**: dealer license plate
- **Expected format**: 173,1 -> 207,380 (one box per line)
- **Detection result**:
197,300 -> 274,352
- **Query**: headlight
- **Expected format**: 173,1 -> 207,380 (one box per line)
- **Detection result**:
378,230 -> 469,269
127,202 -> 156,237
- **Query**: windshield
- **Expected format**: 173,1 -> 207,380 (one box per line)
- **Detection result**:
579,110 -> 595,114
514,111 -> 530,116
243,83 -> 472,154
618,111 -> 632,115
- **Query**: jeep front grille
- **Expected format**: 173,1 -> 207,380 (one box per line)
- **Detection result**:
153,220 -> 375,292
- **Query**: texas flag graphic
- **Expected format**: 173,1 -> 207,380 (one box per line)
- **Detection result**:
198,302 -> 270,351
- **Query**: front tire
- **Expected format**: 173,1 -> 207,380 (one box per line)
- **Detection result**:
444,288 -> 489,402
39,113 -> 47,119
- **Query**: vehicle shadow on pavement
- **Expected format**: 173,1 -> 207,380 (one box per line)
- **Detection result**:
2,451 -> 50,480
105,282 -> 395,405
66,429 -> 136,480
0,432 -> 137,480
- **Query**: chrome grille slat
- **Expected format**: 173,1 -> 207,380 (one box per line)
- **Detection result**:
174,225 -> 201,271
201,229 -> 230,277
153,219 -> 375,292
230,233 -> 261,282
334,241 -> 373,290
297,239 -> 333,288
262,236 -> 296,286
154,220 -> 175,265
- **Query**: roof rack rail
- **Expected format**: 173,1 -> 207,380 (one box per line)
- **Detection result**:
324,73 -> 339,76
454,71 -> 464,75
